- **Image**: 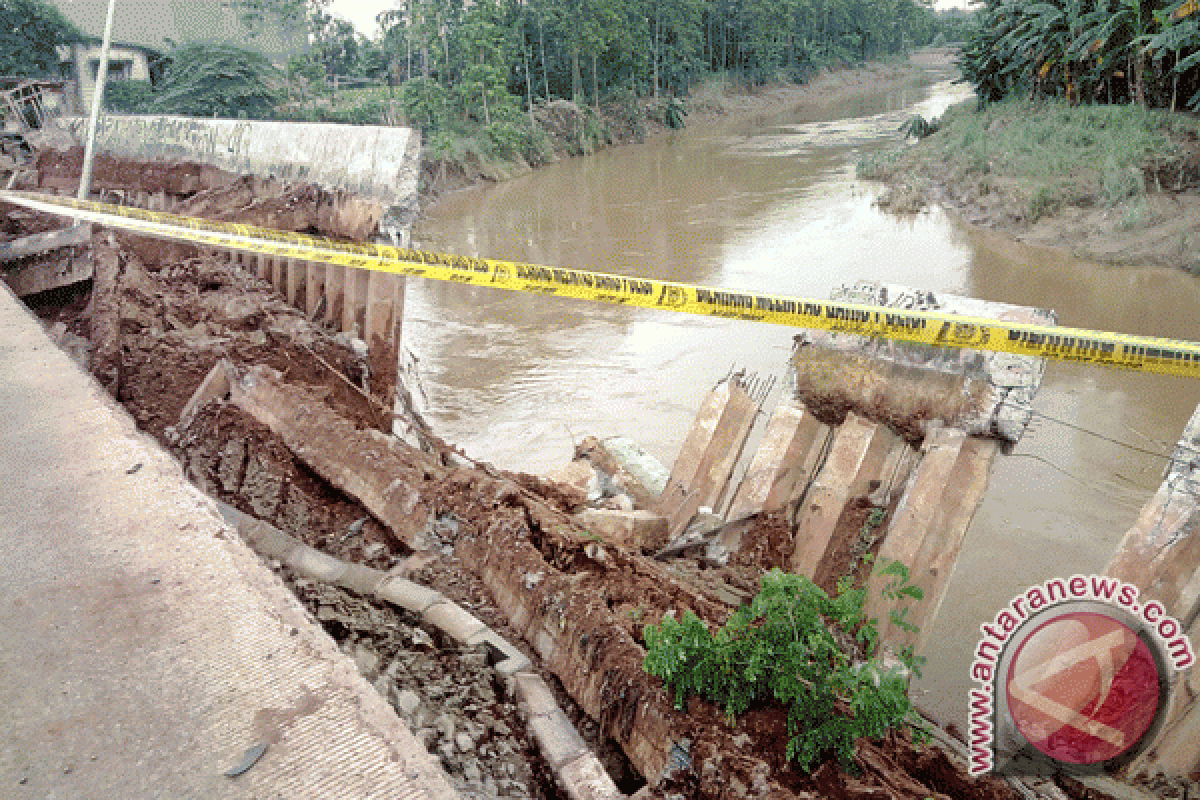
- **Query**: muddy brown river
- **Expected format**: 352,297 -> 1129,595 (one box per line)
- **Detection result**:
410,74 -> 1200,729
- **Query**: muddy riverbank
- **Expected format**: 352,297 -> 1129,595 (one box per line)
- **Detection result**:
420,52 -> 952,202
863,97 -> 1200,272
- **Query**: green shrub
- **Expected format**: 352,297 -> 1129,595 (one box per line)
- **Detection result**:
900,114 -> 939,140
643,568 -> 922,772
150,44 -> 281,119
400,77 -> 449,132
103,80 -> 155,113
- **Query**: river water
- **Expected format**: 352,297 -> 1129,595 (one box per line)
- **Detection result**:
409,71 -> 1200,728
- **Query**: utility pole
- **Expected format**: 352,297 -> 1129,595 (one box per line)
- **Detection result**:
78,0 -> 117,201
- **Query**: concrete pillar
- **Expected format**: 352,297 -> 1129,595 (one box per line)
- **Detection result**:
342,266 -> 368,336
1106,404 -> 1200,776
866,426 -> 987,657
286,258 -> 304,308
364,272 -> 397,351
726,401 -> 826,521
306,261 -> 326,320
1106,404 -> 1200,619
906,435 -> 998,656
254,253 -> 268,281
789,413 -> 895,578
325,264 -> 345,328
655,380 -> 735,520
657,378 -> 759,540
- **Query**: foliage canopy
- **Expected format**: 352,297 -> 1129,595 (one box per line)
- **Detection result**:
959,0 -> 1200,110
0,0 -> 81,78
150,44 -> 281,118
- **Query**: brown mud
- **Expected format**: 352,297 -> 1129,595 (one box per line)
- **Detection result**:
10,151 -> 1132,800
34,221 -> 1028,799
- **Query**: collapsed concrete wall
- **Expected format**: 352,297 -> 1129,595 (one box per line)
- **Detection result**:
58,116 -> 421,242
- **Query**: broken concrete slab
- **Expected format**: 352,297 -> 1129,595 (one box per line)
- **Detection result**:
573,508 -> 669,553
864,426 -> 980,656
793,280 -> 1054,445
726,400 -> 826,522
790,413 -> 897,578
658,374 -> 766,540
1105,404 -> 1200,777
0,222 -> 91,261
575,435 -> 670,507
546,459 -> 603,503
229,365 -> 438,550
0,223 -> 93,298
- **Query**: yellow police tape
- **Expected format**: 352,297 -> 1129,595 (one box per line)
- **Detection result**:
5,190 -> 1200,380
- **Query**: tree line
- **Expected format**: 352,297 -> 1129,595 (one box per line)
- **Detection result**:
369,0 -> 943,131
2,0 -> 959,134
960,0 -> 1200,111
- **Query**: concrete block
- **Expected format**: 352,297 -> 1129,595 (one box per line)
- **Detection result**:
865,426 -> 967,653
2,247 -> 94,298
545,459 -> 602,502
574,508 -> 668,552
422,601 -> 487,644
305,261 -> 326,319
0,223 -> 92,262
558,754 -> 623,800
375,576 -> 443,614
286,258 -> 305,307
726,400 -> 824,520
790,414 -> 893,577
656,380 -> 733,518
527,709 -> 589,770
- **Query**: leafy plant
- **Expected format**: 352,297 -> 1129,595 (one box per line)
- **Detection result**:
150,44 -> 282,119
900,114 -> 940,139
0,0 -> 80,78
643,568 -> 921,772
103,80 -> 155,113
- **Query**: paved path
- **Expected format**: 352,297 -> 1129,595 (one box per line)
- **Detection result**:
0,282 -> 459,799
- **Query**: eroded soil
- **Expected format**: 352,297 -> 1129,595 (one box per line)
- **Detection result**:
8,154 -> 1114,798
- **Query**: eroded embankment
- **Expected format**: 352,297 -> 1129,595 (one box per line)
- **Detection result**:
420,59 -> 944,201
17,145 -> 1028,798
865,98 -> 1200,272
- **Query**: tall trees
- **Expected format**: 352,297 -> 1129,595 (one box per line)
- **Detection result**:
367,0 -> 942,132
0,0 -> 80,78
961,0 -> 1200,109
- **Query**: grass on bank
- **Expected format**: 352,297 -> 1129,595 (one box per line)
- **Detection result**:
859,97 -> 1200,221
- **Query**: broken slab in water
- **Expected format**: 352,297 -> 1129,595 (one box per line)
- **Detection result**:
792,280 -> 1055,445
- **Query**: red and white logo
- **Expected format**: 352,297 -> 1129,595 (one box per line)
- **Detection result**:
968,576 -> 1191,776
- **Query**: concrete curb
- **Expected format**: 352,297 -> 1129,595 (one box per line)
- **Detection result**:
215,502 -> 623,800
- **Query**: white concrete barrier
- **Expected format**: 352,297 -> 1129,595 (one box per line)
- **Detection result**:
60,115 -> 421,241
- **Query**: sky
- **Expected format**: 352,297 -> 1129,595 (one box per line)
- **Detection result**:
326,0 -> 973,37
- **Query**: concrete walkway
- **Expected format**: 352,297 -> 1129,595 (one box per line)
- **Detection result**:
0,282 -> 459,799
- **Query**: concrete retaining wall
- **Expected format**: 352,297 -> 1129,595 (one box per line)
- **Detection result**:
61,115 -> 421,239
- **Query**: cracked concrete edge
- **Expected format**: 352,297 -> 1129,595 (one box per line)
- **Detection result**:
215,502 -> 625,799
